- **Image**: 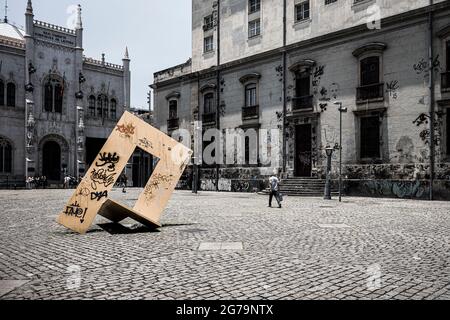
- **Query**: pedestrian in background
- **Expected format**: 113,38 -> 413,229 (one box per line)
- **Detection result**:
268,170 -> 282,209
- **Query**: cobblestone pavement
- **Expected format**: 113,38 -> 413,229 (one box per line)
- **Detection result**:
0,189 -> 449,300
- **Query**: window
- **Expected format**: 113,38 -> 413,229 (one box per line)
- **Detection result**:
295,71 -> 311,97
204,93 -> 215,114
54,83 -> 63,113
203,15 -> 214,31
0,80 -> 4,106
110,99 -> 117,120
248,19 -> 261,38
360,116 -> 381,159
169,100 -> 178,119
43,75 -> 64,113
204,36 -> 214,53
245,84 -> 257,107
249,0 -> 261,14
325,0 -> 337,5
97,95 -> 108,118
0,79 -> 5,106
447,108 -> 450,156
446,40 -> 450,70
6,83 -> 16,107
88,95 -> 96,117
361,56 -> 380,86
295,1 -> 310,22
0,137 -> 12,173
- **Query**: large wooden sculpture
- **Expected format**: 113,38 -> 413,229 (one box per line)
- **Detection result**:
57,111 -> 192,234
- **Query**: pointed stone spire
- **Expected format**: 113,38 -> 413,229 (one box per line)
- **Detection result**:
123,47 -> 130,60
4,0 -> 8,23
76,4 -> 82,29
26,0 -> 33,14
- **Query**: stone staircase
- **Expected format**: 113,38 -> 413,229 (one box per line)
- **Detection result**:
261,178 -> 340,197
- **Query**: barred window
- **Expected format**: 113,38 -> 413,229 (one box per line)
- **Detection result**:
295,1 -> 310,22
249,0 -> 261,14
203,14 -> 214,31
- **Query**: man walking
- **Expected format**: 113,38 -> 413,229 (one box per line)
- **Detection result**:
268,172 -> 282,208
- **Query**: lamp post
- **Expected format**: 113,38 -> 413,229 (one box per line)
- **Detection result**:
334,102 -> 347,202
324,146 -> 334,200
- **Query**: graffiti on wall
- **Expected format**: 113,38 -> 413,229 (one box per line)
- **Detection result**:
363,180 -> 426,199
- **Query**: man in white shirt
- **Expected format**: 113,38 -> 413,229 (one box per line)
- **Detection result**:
268,173 -> 282,209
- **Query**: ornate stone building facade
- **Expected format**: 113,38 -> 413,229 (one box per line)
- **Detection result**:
152,0 -> 450,199
0,1 -> 131,186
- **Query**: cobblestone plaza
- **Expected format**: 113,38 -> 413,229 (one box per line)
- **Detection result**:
0,189 -> 449,300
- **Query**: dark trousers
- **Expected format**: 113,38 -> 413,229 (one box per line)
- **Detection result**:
269,191 -> 281,207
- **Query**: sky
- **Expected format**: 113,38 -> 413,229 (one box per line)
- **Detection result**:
7,0 -> 192,110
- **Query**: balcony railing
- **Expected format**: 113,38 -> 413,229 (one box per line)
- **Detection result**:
242,105 -> 259,120
441,71 -> 450,91
167,118 -> 179,131
356,83 -> 384,102
202,112 -> 217,124
292,95 -> 313,111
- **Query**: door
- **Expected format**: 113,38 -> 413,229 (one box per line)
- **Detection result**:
43,141 -> 61,181
295,124 -> 312,177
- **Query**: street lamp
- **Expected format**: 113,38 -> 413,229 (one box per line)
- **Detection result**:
324,146 -> 334,200
334,102 -> 347,202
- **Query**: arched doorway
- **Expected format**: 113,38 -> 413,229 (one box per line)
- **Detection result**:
43,141 -> 61,181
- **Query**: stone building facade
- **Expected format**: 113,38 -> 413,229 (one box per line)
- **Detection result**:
152,0 -> 450,199
0,0 -> 131,187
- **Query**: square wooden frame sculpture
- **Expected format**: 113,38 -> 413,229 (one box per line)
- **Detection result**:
57,111 -> 192,234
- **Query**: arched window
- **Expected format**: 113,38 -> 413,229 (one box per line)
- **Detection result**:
0,80 -> 4,106
110,99 -> 117,119
88,95 -> 96,117
6,83 -> 16,107
54,83 -> 63,113
169,100 -> 178,119
0,137 -> 12,173
43,75 -> 64,113
97,95 -> 108,118
204,93 -> 215,114
44,82 -> 53,112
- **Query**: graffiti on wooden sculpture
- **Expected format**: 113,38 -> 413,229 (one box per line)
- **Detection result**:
57,111 -> 192,234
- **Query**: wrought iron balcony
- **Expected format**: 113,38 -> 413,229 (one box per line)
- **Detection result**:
202,112 -> 217,125
441,71 -> 450,91
167,118 -> 179,131
356,83 -> 384,102
242,105 -> 259,120
292,95 -> 313,111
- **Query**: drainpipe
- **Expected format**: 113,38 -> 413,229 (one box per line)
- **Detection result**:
282,0 -> 287,175
215,0 -> 221,192
428,0 -> 435,201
